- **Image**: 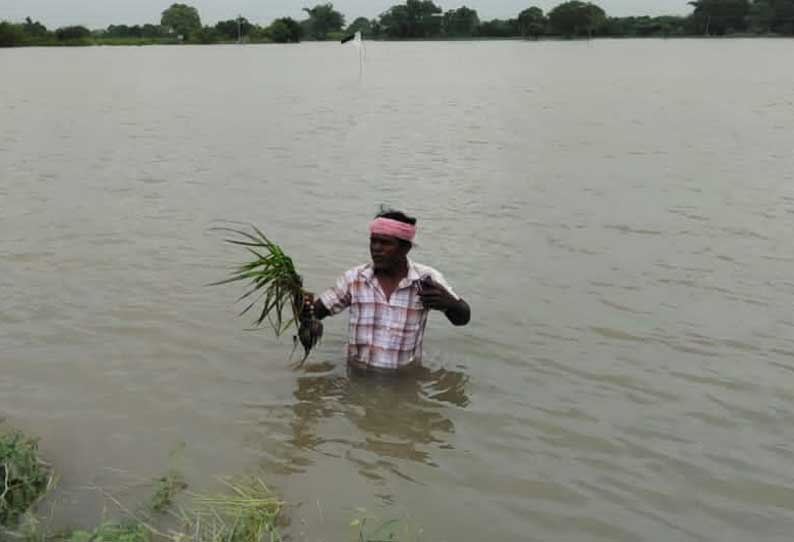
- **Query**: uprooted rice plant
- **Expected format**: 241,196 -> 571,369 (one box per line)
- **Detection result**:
351,511 -> 424,542
0,428 -> 54,530
211,224 -> 323,367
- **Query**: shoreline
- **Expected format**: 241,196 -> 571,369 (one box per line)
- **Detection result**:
2,33 -> 792,48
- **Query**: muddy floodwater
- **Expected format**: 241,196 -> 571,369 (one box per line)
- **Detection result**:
2,39 -> 794,541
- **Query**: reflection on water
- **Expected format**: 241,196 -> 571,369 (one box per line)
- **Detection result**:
285,364 -> 469,478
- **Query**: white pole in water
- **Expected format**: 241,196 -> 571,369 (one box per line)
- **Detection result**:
341,31 -> 365,78
354,31 -> 363,78
237,15 -> 242,44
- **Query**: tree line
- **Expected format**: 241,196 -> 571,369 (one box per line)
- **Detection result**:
2,0 -> 793,47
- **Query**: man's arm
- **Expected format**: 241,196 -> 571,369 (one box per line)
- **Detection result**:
443,298 -> 471,326
313,298 -> 330,320
304,270 -> 352,321
418,281 -> 471,326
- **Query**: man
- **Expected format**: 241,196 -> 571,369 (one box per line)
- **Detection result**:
306,209 -> 470,372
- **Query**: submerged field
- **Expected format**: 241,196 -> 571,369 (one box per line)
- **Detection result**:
2,39 -> 794,541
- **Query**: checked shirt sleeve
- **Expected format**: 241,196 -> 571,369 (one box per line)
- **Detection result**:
319,270 -> 353,316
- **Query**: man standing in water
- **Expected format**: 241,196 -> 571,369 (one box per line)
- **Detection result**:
306,209 -> 470,372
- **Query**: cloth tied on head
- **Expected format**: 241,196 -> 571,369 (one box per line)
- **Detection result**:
369,218 -> 416,243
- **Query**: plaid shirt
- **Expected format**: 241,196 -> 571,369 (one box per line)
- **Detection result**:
319,260 -> 459,370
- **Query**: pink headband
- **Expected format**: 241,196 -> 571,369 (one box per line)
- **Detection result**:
369,218 -> 416,242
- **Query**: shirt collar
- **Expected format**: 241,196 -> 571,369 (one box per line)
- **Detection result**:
404,259 -> 422,287
359,259 -> 422,289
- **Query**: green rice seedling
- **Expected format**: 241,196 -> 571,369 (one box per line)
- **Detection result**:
47,477 -> 282,542
0,429 -> 54,529
174,477 -> 284,542
57,522 -> 150,542
211,225 -> 322,366
148,471 -> 187,515
350,510 -> 424,542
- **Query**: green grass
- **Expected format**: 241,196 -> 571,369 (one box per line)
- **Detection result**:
351,510 -> 424,542
147,471 -> 187,515
15,473 -> 283,542
0,428 -> 54,529
55,522 -> 150,542
175,477 -> 284,542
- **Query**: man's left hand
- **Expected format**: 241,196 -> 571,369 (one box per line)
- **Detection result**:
418,280 -> 457,311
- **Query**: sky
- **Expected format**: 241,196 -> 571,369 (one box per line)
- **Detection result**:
1,1 -> 694,29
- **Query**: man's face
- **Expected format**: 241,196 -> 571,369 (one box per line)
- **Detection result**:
370,234 -> 407,272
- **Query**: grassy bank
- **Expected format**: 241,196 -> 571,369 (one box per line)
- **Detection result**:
1,425 -> 284,542
0,429 -> 54,530
1,426 -> 422,542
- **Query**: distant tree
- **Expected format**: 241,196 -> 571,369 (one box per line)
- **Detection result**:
773,0 -> 794,34
655,15 -> 690,35
302,3 -> 345,40
105,23 -> 167,38
346,17 -> 372,36
215,17 -> 253,41
379,0 -> 443,38
267,20 -> 287,42
442,6 -> 480,37
750,0 -> 776,31
748,0 -> 793,34
600,15 -> 689,36
55,25 -> 91,41
477,18 -> 519,37
247,24 -> 266,42
688,0 -> 750,35
107,24 -> 133,37
268,17 -> 303,43
379,4 -> 409,37
161,3 -> 201,39
370,19 -> 383,38
192,26 -> 219,44
299,18 -> 313,38
141,24 -> 166,38
0,22 -> 26,46
23,17 -> 48,37
518,6 -> 546,38
548,1 -> 606,37
633,16 -> 657,35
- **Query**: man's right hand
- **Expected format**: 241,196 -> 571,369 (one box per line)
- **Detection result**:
300,292 -> 315,318
302,291 -> 330,320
